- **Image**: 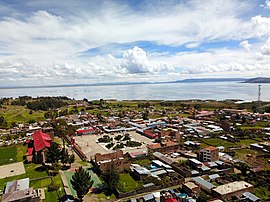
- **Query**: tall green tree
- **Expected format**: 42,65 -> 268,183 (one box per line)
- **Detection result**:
0,116 -> 7,128
102,163 -> 119,195
239,162 -> 249,176
71,166 -> 93,201
46,142 -> 62,163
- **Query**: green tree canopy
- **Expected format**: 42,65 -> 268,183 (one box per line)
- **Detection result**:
71,166 -> 93,201
102,162 -> 119,195
46,142 -> 62,163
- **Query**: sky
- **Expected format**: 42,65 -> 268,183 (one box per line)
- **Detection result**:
0,0 -> 270,86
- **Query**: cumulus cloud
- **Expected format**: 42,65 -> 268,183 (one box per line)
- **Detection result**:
0,0 -> 270,86
0,46 -> 173,85
261,37 -> 270,55
251,15 -> 270,37
239,40 -> 251,52
265,0 -> 270,9
120,46 -> 172,74
182,62 -> 266,74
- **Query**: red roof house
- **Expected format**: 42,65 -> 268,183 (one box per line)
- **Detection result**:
32,130 -> 52,152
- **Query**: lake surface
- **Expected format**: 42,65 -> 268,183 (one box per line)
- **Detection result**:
0,82 -> 269,101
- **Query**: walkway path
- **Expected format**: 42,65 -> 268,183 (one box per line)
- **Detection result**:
59,170 -> 72,196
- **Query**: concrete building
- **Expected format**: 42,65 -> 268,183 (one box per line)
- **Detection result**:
182,182 -> 200,197
93,150 -> 130,172
147,141 -> 180,154
2,178 -> 41,202
212,181 -> 253,200
192,177 -> 216,194
198,146 -> 219,162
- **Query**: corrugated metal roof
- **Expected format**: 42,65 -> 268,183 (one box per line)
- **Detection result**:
192,177 -> 216,190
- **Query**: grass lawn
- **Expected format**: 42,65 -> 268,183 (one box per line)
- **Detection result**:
45,187 -> 66,202
254,186 -> 270,199
0,105 -> 45,124
118,173 -> 142,192
0,144 -> 26,166
131,158 -> 152,167
240,126 -> 263,130
202,138 -> 258,148
212,182 -> 220,186
0,146 -> 18,166
234,149 -> 259,159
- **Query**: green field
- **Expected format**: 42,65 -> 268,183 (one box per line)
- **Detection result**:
118,173 -> 142,192
254,186 -> 270,199
234,149 -> 259,159
0,145 -> 26,166
0,105 -> 45,124
202,138 -> 258,148
0,146 -> 18,166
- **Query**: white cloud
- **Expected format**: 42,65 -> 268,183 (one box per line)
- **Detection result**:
265,0 -> 270,9
251,15 -> 270,37
121,46 -> 172,74
261,37 -> 270,55
240,40 -> 251,52
0,0 -> 269,86
185,42 -> 200,49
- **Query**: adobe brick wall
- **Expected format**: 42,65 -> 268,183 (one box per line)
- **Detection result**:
95,150 -> 124,162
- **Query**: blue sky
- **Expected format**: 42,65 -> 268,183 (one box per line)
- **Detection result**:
0,0 -> 270,86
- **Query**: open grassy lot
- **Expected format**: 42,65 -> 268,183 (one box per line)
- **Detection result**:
0,146 -> 18,166
0,105 -> 45,124
132,158 -> 152,167
234,149 -> 259,159
254,186 -> 270,200
0,144 -> 26,166
118,173 -> 142,192
202,138 -> 258,148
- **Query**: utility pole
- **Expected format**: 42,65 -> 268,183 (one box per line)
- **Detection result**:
257,85 -> 261,113
258,85 -> 261,103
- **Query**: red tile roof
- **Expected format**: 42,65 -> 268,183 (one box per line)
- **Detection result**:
27,148 -> 33,155
144,130 -> 158,138
166,199 -> 178,202
165,141 -> 178,147
205,146 -> 218,151
32,130 -> 52,151
147,143 -> 161,149
77,127 -> 94,134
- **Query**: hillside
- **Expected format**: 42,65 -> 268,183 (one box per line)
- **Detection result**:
244,77 -> 270,83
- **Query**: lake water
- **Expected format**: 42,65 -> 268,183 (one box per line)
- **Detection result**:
0,82 -> 269,101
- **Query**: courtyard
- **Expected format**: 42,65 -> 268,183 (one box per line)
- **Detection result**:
73,131 -> 154,158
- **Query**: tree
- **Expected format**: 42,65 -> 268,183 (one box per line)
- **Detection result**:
142,111 -> 149,120
239,162 -> 249,176
197,191 -> 208,202
46,142 -> 62,163
102,163 -> 119,195
60,148 -> 70,164
71,166 -> 93,201
0,116 -> 7,128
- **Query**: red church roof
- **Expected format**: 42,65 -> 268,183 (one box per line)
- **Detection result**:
32,130 -> 52,151
27,148 -> 34,155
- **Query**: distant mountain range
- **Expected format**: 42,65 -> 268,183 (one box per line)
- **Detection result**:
173,78 -> 246,83
2,77 -> 270,89
243,77 -> 270,83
